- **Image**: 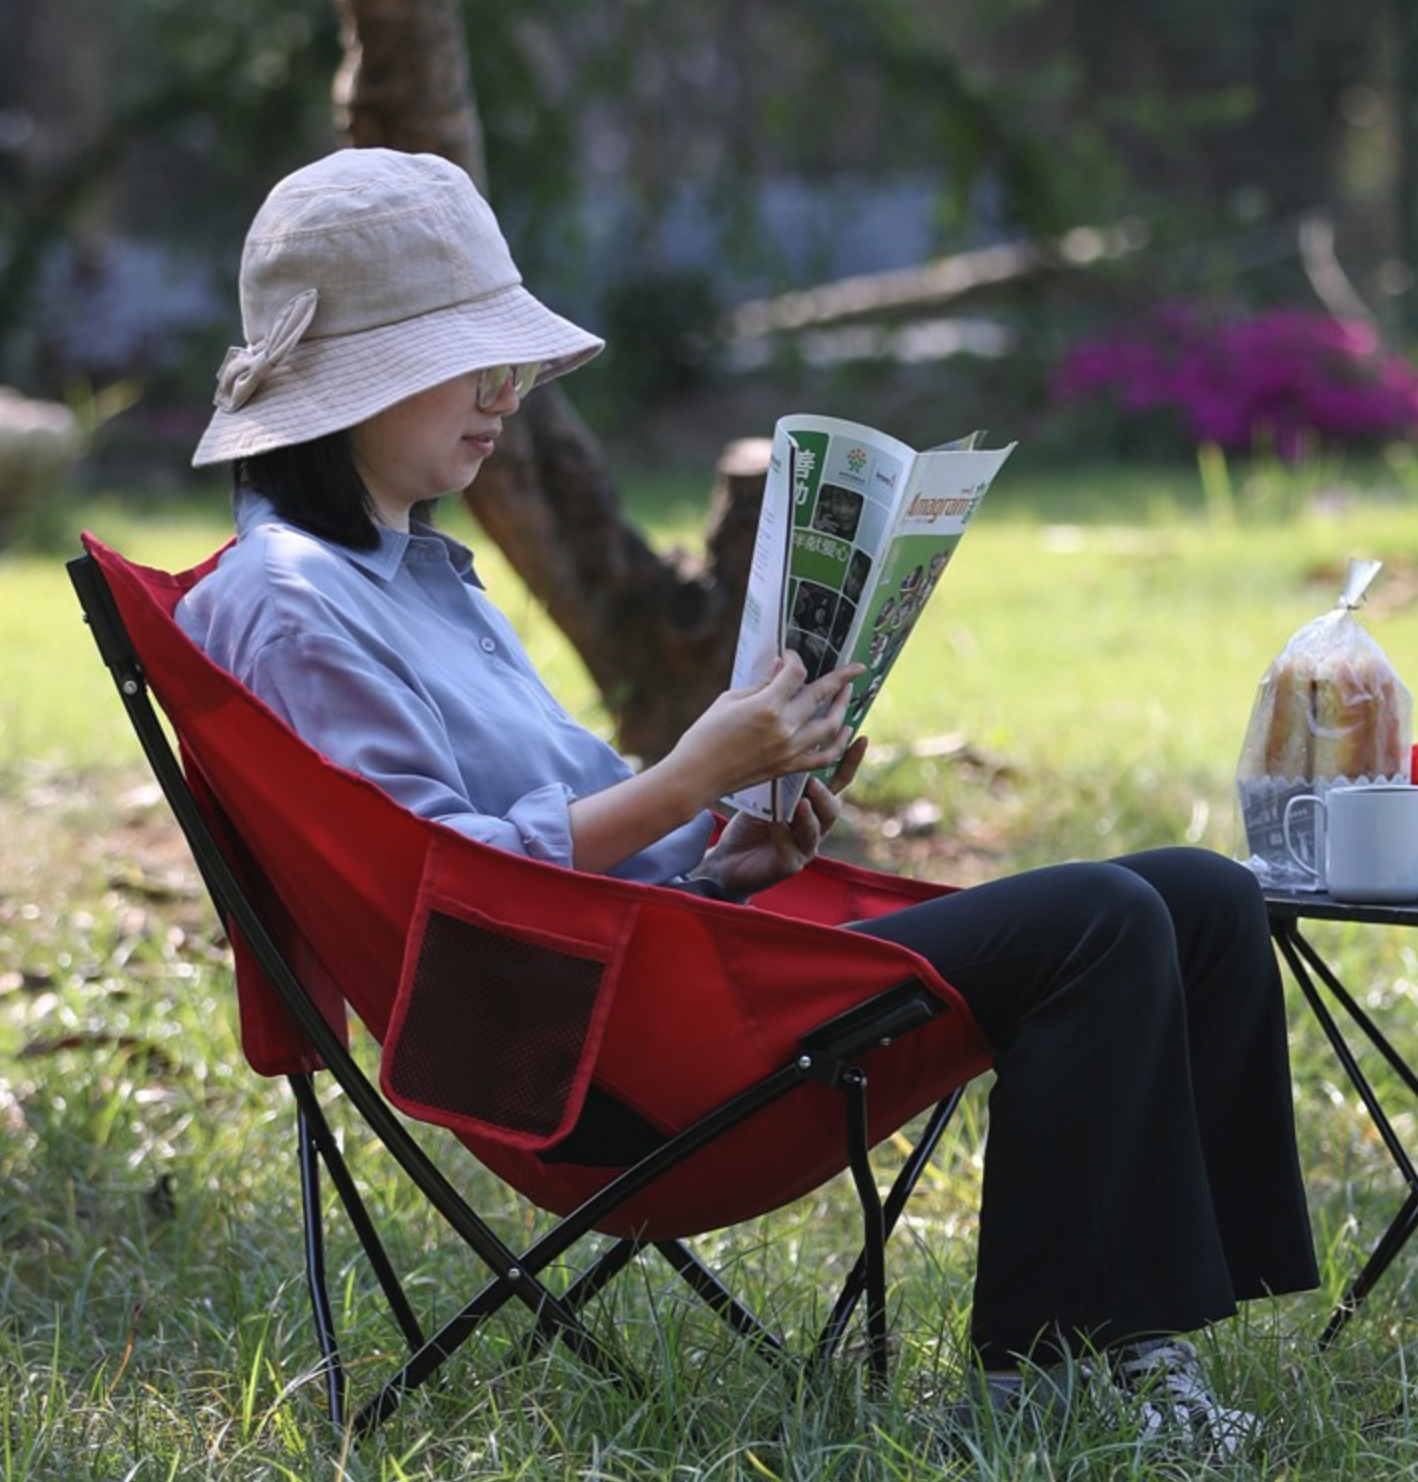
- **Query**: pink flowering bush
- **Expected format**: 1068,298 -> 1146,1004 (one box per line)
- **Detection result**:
1051,303 -> 1418,459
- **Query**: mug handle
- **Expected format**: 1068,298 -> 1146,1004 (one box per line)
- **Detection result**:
1282,793 -> 1326,879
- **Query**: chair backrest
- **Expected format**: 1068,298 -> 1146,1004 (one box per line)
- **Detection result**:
79,533 -> 992,1236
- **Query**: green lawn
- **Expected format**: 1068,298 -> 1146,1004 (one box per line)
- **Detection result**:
3,458 -> 1418,1478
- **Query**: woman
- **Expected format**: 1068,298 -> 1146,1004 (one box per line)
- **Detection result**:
178,147 -> 1317,1452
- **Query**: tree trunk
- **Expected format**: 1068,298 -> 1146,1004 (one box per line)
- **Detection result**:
471,405 -> 766,760
332,0 -> 487,183
331,0 -> 761,759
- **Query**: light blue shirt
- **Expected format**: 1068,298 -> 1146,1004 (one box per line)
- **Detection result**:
175,490 -> 714,884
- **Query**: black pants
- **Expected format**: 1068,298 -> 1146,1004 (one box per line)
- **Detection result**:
853,846 -> 1318,1366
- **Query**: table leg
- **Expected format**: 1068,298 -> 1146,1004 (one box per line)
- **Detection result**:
1319,1190 -> 1418,1350
1271,918 -> 1418,1347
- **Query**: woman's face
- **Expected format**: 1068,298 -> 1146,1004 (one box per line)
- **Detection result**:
350,368 -> 521,530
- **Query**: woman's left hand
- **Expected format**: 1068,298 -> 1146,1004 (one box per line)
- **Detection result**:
694,735 -> 869,899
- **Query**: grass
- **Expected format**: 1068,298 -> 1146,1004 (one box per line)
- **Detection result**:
3,453 -> 1418,1477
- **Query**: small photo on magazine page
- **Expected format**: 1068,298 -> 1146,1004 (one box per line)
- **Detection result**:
790,579 -> 837,639
811,482 -> 865,540
843,548 -> 872,603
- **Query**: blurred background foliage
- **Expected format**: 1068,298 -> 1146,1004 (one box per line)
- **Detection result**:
0,0 -> 1411,474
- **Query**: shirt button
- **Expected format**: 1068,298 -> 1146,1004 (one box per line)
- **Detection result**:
479,636 -> 497,653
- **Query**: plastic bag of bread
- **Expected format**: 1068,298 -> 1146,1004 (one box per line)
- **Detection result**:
1237,558 -> 1412,886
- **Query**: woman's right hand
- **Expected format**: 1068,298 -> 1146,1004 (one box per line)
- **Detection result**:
665,650 -> 863,806
566,651 -> 862,876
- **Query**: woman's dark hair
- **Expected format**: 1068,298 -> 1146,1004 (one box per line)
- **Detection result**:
237,428 -> 439,547
238,428 -> 381,549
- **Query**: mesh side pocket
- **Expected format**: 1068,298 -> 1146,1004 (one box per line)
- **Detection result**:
384,907 -> 608,1143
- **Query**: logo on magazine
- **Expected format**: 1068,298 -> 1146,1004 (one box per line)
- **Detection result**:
906,492 -> 974,523
845,445 -> 868,476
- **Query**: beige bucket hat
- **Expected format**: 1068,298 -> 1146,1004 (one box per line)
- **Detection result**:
193,148 -> 604,467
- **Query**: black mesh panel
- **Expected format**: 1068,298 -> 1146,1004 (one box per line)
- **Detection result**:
385,908 -> 608,1140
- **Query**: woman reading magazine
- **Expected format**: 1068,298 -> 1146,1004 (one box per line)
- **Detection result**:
175,146 -> 1316,1454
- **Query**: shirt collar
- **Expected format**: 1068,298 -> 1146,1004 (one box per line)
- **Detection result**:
234,486 -> 481,586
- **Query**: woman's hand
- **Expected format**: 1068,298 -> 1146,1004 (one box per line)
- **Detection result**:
693,734 -> 869,899
567,654 -> 861,876
665,650 -> 864,805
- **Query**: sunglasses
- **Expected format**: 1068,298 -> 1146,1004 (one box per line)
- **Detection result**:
475,361 -> 543,409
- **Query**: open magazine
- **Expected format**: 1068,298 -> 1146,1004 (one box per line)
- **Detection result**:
725,413 -> 1016,821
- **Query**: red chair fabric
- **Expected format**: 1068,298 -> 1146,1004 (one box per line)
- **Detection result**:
84,533 -> 993,1239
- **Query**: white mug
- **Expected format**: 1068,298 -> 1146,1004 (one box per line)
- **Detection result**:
1283,783 -> 1418,903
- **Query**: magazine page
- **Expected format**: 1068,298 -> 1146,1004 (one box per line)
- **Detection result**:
726,416 -> 1014,821
725,413 -> 920,819
833,439 -> 1012,748
723,423 -> 797,720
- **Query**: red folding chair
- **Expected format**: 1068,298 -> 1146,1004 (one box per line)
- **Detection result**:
69,532 -> 994,1436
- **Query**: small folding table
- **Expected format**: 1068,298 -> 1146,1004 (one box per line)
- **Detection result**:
1265,887 -> 1418,1346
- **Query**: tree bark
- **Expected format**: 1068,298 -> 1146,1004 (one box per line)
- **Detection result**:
470,405 -> 766,759
331,0 -> 761,760
332,0 -> 487,184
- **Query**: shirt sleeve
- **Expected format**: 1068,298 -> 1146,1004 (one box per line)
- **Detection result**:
241,627 -> 579,866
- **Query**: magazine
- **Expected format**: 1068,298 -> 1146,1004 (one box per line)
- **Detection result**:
725,413 -> 1016,820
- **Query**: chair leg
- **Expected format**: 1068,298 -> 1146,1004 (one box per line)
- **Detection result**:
509,1236 -> 642,1369
653,1240 -> 790,1365
295,1090 -> 346,1429
516,1236 -> 793,1387
840,1068 -> 889,1392
288,1074 -> 426,1353
653,1087 -> 967,1389
560,1236 -> 642,1311
814,1086 -> 964,1365
352,1257 -> 647,1436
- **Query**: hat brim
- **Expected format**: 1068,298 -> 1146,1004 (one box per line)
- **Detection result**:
192,282 -> 603,467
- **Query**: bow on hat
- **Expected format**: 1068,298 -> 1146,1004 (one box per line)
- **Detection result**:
213,289 -> 319,413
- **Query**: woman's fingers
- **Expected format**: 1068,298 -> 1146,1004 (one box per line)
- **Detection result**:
758,647 -> 807,695
802,777 -> 839,825
702,658 -> 865,793
814,662 -> 864,711
790,792 -> 825,853
789,663 -> 862,742
829,734 -> 869,793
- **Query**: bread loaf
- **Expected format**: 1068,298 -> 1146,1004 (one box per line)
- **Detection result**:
1261,660 -> 1312,779
1260,647 -> 1407,779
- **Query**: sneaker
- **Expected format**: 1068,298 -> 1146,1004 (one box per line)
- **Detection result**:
1111,1338 -> 1260,1457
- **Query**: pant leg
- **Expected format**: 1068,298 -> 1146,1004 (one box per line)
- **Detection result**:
852,849 -> 1312,1364
1111,849 -> 1318,1300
